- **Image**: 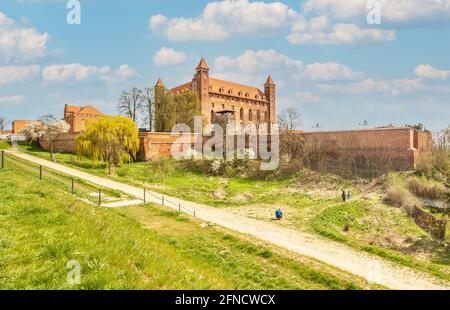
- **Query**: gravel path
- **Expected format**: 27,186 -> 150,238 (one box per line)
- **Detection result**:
7,150 -> 449,290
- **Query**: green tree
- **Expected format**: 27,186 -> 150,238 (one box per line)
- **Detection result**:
76,116 -> 140,174
174,90 -> 201,129
154,88 -> 176,132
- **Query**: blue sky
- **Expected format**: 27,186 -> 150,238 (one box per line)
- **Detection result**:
0,0 -> 449,131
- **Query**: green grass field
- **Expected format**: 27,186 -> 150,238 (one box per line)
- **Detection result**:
11,143 -> 450,282
0,152 -> 380,289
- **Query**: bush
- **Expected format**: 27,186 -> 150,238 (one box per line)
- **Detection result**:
416,149 -> 450,184
384,174 -> 421,215
407,177 -> 449,200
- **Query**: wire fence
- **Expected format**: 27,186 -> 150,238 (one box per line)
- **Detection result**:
1,150 -> 197,217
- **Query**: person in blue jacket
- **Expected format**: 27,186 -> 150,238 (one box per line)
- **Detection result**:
275,208 -> 283,220
347,191 -> 352,201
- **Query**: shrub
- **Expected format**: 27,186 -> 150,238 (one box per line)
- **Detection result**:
384,174 -> 421,215
407,177 -> 449,200
416,149 -> 450,184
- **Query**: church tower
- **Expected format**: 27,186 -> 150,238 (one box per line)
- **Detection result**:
264,75 -> 276,125
193,57 -> 210,123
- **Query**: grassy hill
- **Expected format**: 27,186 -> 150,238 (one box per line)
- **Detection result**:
0,153 -> 377,289
6,143 -> 449,282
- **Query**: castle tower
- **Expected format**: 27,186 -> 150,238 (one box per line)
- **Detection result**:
154,78 -> 165,112
264,75 -> 276,125
193,57 -> 210,123
154,78 -> 166,131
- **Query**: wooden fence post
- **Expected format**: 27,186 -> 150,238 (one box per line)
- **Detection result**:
98,189 -> 102,206
1,150 -> 4,169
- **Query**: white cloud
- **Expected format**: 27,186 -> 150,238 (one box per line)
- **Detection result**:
42,63 -> 110,82
215,49 -> 303,73
42,63 -> 137,85
303,62 -> 364,81
318,78 -> 423,95
150,0 -> 298,41
100,64 -> 138,86
0,95 -> 25,106
288,15 -> 395,45
0,11 -> 50,63
415,64 -> 450,80
153,47 -> 187,66
214,49 -> 362,83
302,0 -> 450,23
0,65 -> 40,84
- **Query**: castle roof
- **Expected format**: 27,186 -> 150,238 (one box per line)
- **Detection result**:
196,57 -> 209,70
64,104 -> 103,117
209,78 -> 267,101
171,82 -> 192,94
155,78 -> 165,87
264,75 -> 275,86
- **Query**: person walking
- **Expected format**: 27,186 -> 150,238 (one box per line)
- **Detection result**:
341,191 -> 346,202
275,208 -> 283,220
347,191 -> 352,201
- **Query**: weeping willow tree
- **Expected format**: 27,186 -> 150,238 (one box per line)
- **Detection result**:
76,116 -> 140,174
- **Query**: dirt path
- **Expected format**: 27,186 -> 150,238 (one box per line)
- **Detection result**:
7,150 -> 449,290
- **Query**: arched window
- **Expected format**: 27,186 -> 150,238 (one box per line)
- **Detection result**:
249,109 -> 253,122
240,108 -> 244,121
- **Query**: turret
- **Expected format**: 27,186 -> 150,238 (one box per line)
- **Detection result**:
193,57 -> 211,123
264,75 -> 276,124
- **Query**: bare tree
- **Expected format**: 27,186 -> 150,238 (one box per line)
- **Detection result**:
118,87 -> 143,122
278,107 -> 302,132
140,87 -> 155,131
0,117 -> 10,132
435,125 -> 450,149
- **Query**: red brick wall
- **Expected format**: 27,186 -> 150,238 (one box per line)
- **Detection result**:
37,127 -> 433,171
39,133 -> 79,153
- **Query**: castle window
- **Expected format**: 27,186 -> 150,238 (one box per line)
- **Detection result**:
245,93 -> 249,98
240,108 -> 244,121
232,105 -> 235,111
222,104 -> 225,109
249,109 -> 253,122
238,91 -> 243,96
219,87 -> 224,93
228,89 -> 233,95
211,102 -> 215,108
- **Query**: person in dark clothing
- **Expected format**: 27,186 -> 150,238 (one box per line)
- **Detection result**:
342,191 -> 346,202
275,208 -> 283,220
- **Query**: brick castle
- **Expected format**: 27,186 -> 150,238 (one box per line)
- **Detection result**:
7,56 -> 431,171
155,57 -> 276,126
